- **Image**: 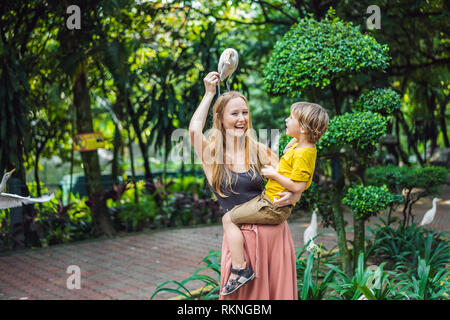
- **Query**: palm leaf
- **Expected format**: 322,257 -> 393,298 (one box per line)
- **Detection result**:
357,284 -> 377,300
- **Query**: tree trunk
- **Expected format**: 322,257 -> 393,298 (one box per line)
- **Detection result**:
353,216 -> 365,269
111,125 -> 123,184
394,116 -> 410,165
330,79 -> 341,115
438,95 -> 450,148
126,121 -> 139,204
73,65 -> 115,236
331,183 -> 352,277
396,112 -> 424,165
34,151 -> 41,197
68,111 -> 75,204
126,99 -> 155,184
111,98 -> 125,185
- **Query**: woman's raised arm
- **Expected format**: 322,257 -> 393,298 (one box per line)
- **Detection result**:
189,72 -> 220,161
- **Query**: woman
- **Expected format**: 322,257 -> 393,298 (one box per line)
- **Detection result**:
189,71 -> 299,299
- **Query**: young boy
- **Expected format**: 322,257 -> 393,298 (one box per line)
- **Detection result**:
221,101 -> 329,296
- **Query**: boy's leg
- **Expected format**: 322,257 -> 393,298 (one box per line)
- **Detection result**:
221,212 -> 255,296
222,212 -> 245,269
229,193 -> 289,225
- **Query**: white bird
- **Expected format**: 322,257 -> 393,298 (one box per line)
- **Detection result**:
303,210 -> 318,252
358,265 -> 380,300
217,48 -> 238,96
420,197 -> 439,226
0,168 -> 54,209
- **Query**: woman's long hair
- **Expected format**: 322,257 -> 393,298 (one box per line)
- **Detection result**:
206,91 -> 262,197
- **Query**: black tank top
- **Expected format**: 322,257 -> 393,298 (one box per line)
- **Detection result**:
212,169 -> 264,214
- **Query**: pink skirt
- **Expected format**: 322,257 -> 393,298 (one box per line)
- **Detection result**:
219,221 -> 298,300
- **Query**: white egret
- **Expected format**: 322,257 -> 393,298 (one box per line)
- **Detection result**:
358,265 -> 381,300
420,197 -> 439,226
0,169 -> 54,209
303,210 -> 318,252
217,48 -> 238,96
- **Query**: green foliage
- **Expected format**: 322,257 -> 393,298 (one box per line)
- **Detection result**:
277,133 -> 292,159
264,11 -> 390,97
366,164 -> 448,195
317,111 -> 387,156
298,248 -> 337,300
367,223 -> 450,272
354,88 -> 401,117
166,176 -> 205,194
0,40 -> 32,174
396,257 -> 450,300
297,181 -> 335,228
342,184 -> 402,220
114,194 -> 158,231
326,253 -> 404,300
151,225 -> 450,300
366,164 -> 448,225
25,185 -> 94,246
110,177 -> 221,232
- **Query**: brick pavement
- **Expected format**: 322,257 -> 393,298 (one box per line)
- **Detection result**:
0,184 -> 448,300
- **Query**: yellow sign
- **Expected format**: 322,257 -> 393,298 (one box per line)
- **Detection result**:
73,132 -> 106,152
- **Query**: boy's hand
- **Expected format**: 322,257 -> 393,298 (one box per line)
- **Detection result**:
261,165 -> 278,179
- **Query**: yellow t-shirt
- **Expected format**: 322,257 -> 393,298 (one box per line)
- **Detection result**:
265,142 -> 317,204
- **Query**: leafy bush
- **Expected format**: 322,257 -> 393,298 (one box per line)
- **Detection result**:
366,164 -> 448,225
0,183 -> 95,249
298,248 -> 337,300
264,10 -> 390,97
354,88 -> 401,117
277,133 -> 292,159
110,177 -> 221,232
152,236 -> 450,300
366,164 -> 449,195
395,257 -> 450,300
317,111 -> 387,156
326,253 -> 404,300
112,193 -> 158,231
342,184 -> 401,220
367,223 -> 450,272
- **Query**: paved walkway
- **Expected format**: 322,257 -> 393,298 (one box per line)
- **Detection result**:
0,185 -> 449,300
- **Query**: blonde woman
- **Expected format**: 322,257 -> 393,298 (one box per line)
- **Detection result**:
189,71 -> 301,299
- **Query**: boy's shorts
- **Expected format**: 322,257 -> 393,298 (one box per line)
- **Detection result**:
229,190 -> 292,225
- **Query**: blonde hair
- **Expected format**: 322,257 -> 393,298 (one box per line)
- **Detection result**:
290,102 -> 329,143
207,91 -> 262,197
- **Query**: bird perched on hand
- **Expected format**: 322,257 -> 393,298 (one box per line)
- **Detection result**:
217,48 -> 238,96
0,168 -> 54,209
303,210 -> 318,252
420,197 -> 439,226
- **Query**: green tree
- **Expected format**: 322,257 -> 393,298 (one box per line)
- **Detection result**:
56,0 -> 121,236
342,184 -> 401,264
264,10 -> 391,275
0,0 -> 55,248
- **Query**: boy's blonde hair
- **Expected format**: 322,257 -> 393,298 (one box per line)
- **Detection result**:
290,102 -> 329,143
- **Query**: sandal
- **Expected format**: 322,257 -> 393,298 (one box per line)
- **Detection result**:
221,262 -> 255,296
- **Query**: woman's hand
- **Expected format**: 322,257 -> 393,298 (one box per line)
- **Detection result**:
261,165 -> 278,179
203,72 -> 220,95
273,191 -> 302,207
